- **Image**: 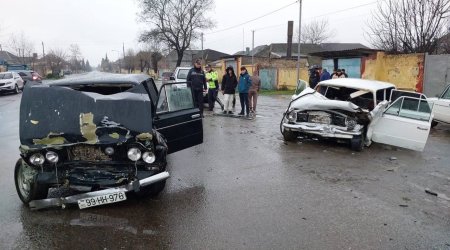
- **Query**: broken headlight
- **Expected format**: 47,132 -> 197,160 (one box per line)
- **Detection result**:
345,118 -> 357,130
45,151 -> 59,163
286,110 -> 297,122
127,148 -> 142,162
30,153 -> 45,166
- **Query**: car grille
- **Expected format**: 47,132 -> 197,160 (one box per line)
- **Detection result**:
297,111 -> 347,127
308,111 -> 332,124
68,145 -> 111,161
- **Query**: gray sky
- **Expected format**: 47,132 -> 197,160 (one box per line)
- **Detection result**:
0,0 -> 376,66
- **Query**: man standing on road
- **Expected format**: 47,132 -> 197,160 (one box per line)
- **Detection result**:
205,64 -> 219,111
248,70 -> 261,113
320,68 -> 331,82
221,66 -> 238,114
187,59 -> 207,117
238,66 -> 252,117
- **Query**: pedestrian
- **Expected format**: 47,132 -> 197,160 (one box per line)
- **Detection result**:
308,65 -> 320,89
320,68 -> 331,82
332,69 -> 346,79
248,70 -> 261,113
205,64 -> 219,111
186,59 -> 207,117
221,66 -> 238,114
238,66 -> 252,117
342,69 -> 348,78
330,69 -> 337,78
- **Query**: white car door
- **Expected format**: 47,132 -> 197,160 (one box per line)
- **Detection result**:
433,85 -> 450,123
370,95 -> 433,151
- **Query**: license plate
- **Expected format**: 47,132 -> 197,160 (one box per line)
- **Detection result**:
78,191 -> 127,209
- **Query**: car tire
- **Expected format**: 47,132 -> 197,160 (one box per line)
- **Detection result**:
14,84 -> 20,94
431,121 -> 438,128
350,134 -> 364,152
134,180 -> 166,198
14,159 -> 49,205
282,129 -> 298,141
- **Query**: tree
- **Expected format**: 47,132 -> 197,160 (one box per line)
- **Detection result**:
299,19 -> 335,44
123,49 -> 136,73
8,32 -> 34,64
46,48 -> 67,76
138,0 -> 214,67
367,0 -> 450,53
85,60 -> 92,72
69,44 -> 82,72
151,51 -> 162,73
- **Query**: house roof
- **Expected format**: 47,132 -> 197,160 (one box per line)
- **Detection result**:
167,49 -> 230,61
0,51 -> 22,64
253,43 -> 376,58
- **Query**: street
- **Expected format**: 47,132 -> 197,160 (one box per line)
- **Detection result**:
1,90 -> 450,250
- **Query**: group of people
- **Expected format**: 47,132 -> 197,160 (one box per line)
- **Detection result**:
308,66 -> 349,89
186,59 -> 261,118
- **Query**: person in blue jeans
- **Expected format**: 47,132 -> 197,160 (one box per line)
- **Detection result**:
238,66 -> 252,117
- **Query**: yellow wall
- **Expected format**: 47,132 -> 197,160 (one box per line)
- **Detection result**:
362,52 -> 424,91
278,68 -> 309,89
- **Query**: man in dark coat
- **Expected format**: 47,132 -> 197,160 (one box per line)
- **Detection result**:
186,59 -> 207,116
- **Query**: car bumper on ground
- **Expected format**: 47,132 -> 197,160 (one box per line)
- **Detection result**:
283,122 -> 363,139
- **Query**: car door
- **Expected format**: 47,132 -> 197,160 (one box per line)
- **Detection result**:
370,95 -> 433,151
13,73 -> 23,88
154,82 -> 203,154
433,85 -> 450,123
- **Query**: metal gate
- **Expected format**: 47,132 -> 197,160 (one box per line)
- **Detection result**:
423,54 -> 450,98
338,58 -> 361,78
259,68 -> 277,90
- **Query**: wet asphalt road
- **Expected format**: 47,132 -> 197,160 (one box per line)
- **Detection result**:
1,89 -> 450,250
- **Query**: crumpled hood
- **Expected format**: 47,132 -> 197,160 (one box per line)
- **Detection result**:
20,82 -> 154,149
289,87 -> 361,113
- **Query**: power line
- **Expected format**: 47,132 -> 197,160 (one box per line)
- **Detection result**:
205,1 -> 298,35
305,1 -> 377,20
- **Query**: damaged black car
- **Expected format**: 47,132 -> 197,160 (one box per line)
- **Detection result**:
15,72 -> 203,210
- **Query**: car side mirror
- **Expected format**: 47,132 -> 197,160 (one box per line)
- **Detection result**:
169,76 -> 175,80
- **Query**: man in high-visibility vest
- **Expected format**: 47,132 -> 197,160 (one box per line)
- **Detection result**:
205,64 -> 219,111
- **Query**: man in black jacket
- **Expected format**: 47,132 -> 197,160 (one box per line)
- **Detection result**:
187,59 -> 207,116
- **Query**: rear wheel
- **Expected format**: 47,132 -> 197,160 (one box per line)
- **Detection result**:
14,159 -> 49,205
431,121 -> 438,128
282,129 -> 298,141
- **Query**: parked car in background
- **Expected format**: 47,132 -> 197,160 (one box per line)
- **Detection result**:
15,72 -> 203,210
428,84 -> 450,127
172,67 -> 191,82
16,70 -> 42,84
161,71 -> 174,83
281,78 -> 433,152
0,72 -> 24,94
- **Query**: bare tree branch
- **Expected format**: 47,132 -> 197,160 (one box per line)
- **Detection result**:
297,19 -> 335,44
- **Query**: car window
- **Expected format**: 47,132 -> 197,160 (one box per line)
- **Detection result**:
177,69 -> 190,80
385,96 -> 431,121
441,86 -> 450,100
157,83 -> 194,113
3,73 -> 13,79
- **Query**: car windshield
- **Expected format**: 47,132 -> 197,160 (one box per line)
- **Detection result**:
0,73 -> 13,79
177,69 -> 189,79
320,85 -> 376,110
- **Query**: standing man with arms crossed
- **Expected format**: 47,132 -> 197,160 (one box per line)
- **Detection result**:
187,59 -> 207,117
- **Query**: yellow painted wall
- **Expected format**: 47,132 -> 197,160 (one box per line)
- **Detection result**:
278,68 -> 309,89
362,52 -> 424,91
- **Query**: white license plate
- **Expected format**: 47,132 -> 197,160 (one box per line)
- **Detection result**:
78,191 -> 127,209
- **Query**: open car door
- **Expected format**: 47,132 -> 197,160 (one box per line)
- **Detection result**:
433,85 -> 450,123
370,93 -> 433,151
154,82 -> 203,154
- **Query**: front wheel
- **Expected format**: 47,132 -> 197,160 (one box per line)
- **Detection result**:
14,84 -> 20,94
282,129 -> 298,141
350,134 -> 365,152
14,159 -> 49,205
431,121 -> 438,128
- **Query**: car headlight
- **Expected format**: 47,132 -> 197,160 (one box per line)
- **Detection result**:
142,152 -> 156,164
127,148 -> 142,161
287,110 -> 297,122
346,118 -> 357,130
45,151 -> 59,163
104,147 -> 114,156
30,153 -> 45,165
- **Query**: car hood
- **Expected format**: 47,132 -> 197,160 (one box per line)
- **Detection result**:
289,87 -> 362,113
20,82 -> 154,150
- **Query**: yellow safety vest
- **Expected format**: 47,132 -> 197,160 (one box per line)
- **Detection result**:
206,71 -> 218,89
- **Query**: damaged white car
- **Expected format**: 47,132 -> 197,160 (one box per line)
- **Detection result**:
281,78 -> 433,151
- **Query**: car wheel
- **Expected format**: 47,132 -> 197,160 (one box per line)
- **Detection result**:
350,134 -> 365,152
431,121 -> 438,128
14,159 -> 49,205
134,180 -> 166,198
14,84 -> 20,94
282,129 -> 298,141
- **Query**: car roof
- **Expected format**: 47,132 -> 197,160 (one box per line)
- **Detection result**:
48,72 -> 150,86
318,78 -> 396,92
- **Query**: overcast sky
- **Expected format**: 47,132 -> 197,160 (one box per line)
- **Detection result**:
0,0 -> 376,66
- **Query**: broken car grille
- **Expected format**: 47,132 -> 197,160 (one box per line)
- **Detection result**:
297,111 -> 347,127
308,111 -> 332,124
69,145 -> 111,161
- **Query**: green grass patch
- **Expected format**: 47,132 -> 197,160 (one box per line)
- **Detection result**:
259,89 -> 294,95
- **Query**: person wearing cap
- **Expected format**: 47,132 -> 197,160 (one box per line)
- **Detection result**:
238,66 -> 252,117
205,64 -> 219,111
187,59 -> 207,116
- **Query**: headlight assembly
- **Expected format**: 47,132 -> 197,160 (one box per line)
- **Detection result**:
45,151 -> 59,163
142,152 -> 156,164
346,118 -> 358,130
29,153 -> 45,166
287,110 -> 297,122
127,148 -> 142,161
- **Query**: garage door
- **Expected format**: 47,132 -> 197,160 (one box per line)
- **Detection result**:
338,58 -> 361,78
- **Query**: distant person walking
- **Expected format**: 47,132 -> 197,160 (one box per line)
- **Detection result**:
248,70 -> 261,113
320,68 -> 331,81
186,59 -> 207,117
205,64 -> 219,111
238,66 -> 252,117
221,66 -> 238,114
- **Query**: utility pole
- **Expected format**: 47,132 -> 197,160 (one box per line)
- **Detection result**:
296,0 -> 303,83
42,41 -> 46,75
251,30 -> 255,68
242,28 -> 245,54
122,42 -> 125,73
201,32 -> 204,65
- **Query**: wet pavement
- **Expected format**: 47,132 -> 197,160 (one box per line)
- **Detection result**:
1,90 -> 450,249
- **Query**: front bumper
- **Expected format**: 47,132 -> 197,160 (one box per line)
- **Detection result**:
29,171 -> 170,210
283,122 -> 363,139
0,84 -> 15,91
